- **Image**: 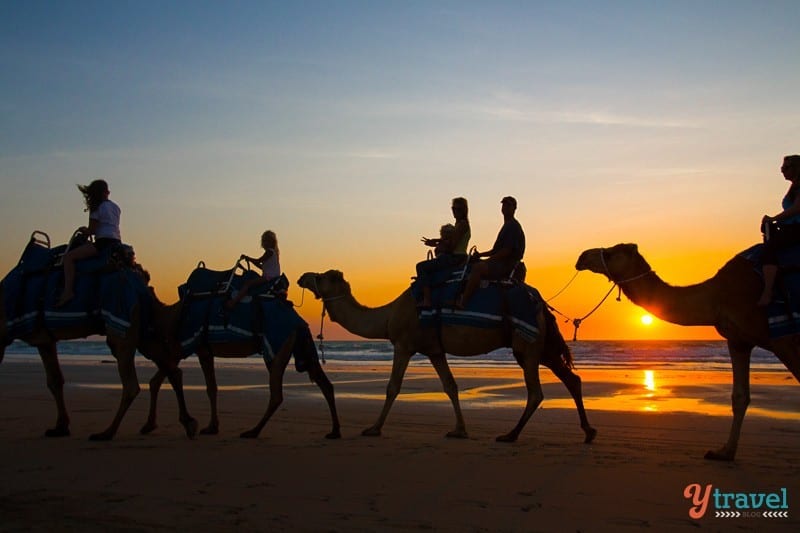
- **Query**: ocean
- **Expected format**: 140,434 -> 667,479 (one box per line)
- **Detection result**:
0,339 -> 786,372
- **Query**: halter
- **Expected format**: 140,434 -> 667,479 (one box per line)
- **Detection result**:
553,248 -> 655,341
600,248 -> 653,285
310,275 -> 349,365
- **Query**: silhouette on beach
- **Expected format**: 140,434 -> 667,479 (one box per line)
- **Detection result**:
298,270 -> 597,443
576,243 -> 800,461
0,233 -> 197,440
140,262 -> 341,440
757,155 -> 800,305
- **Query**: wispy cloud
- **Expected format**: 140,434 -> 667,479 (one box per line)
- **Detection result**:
471,104 -> 699,129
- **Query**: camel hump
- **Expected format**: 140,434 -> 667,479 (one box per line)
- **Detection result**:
416,279 -> 544,342
2,237 -> 148,340
739,242 -> 800,338
180,265 -> 241,298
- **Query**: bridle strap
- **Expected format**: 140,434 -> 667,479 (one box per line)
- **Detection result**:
600,248 -> 653,285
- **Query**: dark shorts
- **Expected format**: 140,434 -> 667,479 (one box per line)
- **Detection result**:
485,257 -> 518,280
94,238 -> 121,252
416,254 -> 468,285
762,223 -> 800,265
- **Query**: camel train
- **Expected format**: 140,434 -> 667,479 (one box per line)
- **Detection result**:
0,234 -> 340,440
3,235 -> 799,462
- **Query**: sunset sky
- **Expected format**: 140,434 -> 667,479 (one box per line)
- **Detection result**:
2,1 -> 799,340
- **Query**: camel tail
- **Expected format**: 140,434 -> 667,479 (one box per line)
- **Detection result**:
543,305 -> 574,369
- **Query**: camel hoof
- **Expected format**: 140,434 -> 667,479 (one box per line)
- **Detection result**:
89,431 -> 114,441
361,427 -> 381,437
182,417 -> 198,439
446,429 -> 468,439
325,429 -> 342,440
44,427 -> 70,438
583,426 -> 598,444
240,429 -> 259,439
139,422 -> 157,435
704,449 -> 735,461
496,433 -> 518,443
200,425 -> 219,436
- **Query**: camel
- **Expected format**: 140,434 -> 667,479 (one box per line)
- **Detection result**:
575,243 -> 800,461
0,275 -> 197,441
139,295 -> 341,440
297,270 -> 597,443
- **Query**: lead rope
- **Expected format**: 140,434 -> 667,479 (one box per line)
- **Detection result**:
317,303 -> 327,364
544,281 -> 620,342
568,283 -> 620,341
546,270 -> 580,302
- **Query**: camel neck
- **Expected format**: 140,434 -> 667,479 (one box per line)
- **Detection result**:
620,273 -> 716,326
324,291 -> 395,340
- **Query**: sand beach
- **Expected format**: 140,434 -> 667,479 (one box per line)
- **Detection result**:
1,355 -> 798,532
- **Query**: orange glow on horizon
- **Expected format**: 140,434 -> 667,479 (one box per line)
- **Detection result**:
139,246 -> 733,342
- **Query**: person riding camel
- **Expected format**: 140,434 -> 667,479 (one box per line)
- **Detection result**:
458,196 -> 525,309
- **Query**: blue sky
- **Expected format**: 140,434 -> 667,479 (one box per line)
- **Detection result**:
2,0 -> 799,338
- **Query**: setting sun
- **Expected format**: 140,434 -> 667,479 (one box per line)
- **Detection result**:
640,314 -> 654,326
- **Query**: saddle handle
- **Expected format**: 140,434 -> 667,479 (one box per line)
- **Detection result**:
54,228 -> 89,267
219,257 -> 248,294
30,230 -> 50,249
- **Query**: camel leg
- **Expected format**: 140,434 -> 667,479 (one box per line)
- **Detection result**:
90,350 -> 140,441
428,353 -> 468,439
160,362 -> 198,439
240,349 -> 292,439
705,341 -> 752,461
198,354 -> 220,435
140,368 -> 166,435
362,347 -> 413,437
545,360 -> 597,444
497,350 -> 544,442
306,362 -> 342,439
38,343 -> 70,437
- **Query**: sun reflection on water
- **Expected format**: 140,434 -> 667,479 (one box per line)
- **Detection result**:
644,370 -> 656,391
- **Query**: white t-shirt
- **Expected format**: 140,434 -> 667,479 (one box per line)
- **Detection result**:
262,248 -> 281,280
90,200 -> 122,240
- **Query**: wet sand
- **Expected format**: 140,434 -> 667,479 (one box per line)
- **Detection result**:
0,356 -> 798,531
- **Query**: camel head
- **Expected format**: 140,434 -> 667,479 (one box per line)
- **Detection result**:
297,270 -> 352,301
575,243 -> 652,284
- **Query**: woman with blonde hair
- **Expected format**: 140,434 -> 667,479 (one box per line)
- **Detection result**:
226,230 -> 281,308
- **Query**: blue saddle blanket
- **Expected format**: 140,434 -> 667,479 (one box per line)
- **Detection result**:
740,243 -> 800,338
2,239 -> 149,340
410,266 -> 542,342
177,267 -> 316,371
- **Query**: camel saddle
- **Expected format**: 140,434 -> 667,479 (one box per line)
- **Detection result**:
2,233 -> 149,340
741,243 -> 800,338
410,266 -> 542,343
177,266 -> 317,371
